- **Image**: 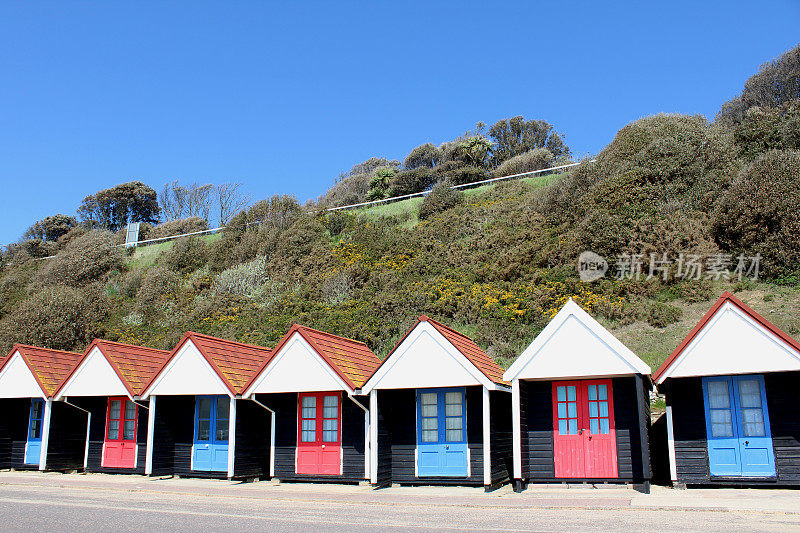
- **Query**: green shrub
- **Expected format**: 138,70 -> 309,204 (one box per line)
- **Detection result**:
494,148 -> 555,177
135,265 -> 180,318
163,237 -> 207,274
647,302 -> 682,328
419,182 -> 464,220
36,229 -> 123,287
0,286 -> 92,352
148,217 -> 207,240
404,143 -> 441,170
713,150 -> 800,279
388,168 -> 436,196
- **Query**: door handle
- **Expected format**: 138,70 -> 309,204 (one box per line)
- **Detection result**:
745,441 -> 749,446
579,429 -> 585,435
446,445 -> 450,449
322,444 -> 325,449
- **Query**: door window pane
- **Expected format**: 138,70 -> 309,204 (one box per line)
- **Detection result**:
125,401 -> 136,421
29,420 -> 40,440
558,420 -> 568,435
216,397 -> 229,421
710,409 -> 733,437
599,419 -> 610,434
197,420 -> 210,441
110,400 -> 121,420
567,403 -> 577,418
588,385 -> 597,401
741,408 -> 765,437
738,380 -> 762,408
599,402 -> 608,418
323,396 -> 338,419
590,419 -> 599,434
445,401 -> 462,417
588,402 -> 598,418
557,386 -> 566,402
108,420 -> 120,440
598,384 -> 607,401
301,419 -> 316,442
123,420 -> 135,440
216,419 -> 229,441
31,401 -> 42,420
198,398 -> 211,419
302,396 -> 316,419
568,419 -> 578,434
557,403 -> 566,419
323,418 -> 338,442
567,386 -> 576,402
708,381 -> 730,408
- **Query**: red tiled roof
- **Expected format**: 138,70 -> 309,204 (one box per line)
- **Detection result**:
147,332 -> 273,395
4,344 -> 83,397
246,324 -> 381,392
57,339 -> 172,398
653,291 -> 800,382
378,316 -> 508,386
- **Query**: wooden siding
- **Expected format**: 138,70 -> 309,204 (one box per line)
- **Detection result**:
0,398 -> 32,469
489,390 -> 513,486
520,377 -> 650,483
256,392 -> 367,483
668,372 -> 800,486
377,387 -> 484,486
71,397 -> 148,474
233,399 -> 270,479
46,401 -> 86,471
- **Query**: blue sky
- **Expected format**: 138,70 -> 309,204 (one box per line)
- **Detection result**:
1,1 -> 798,244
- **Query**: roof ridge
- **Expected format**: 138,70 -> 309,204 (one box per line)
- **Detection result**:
293,324 -> 370,347
14,343 -> 82,357
93,339 -> 170,354
186,331 -> 273,352
424,317 -> 481,345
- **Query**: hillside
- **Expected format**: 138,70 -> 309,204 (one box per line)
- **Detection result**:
0,44 -> 799,375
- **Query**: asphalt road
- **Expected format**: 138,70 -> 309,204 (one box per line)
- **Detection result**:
0,475 -> 798,532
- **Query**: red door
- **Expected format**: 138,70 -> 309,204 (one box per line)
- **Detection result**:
103,397 -> 138,469
296,392 -> 341,476
552,380 -> 618,479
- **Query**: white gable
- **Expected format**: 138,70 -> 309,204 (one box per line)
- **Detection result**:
142,340 -> 230,398
657,301 -> 800,383
56,347 -> 130,400
244,333 -> 349,396
504,299 -> 650,382
363,322 -> 492,392
0,352 -> 46,399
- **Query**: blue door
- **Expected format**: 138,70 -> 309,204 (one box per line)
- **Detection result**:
193,396 -> 229,472
25,399 -> 44,465
417,388 -> 468,477
702,375 -> 775,477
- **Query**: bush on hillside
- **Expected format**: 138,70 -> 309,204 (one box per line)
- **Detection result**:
319,158 -> 400,207
164,237 -> 208,274
494,148 -> 555,177
135,265 -> 180,318
733,103 -> 800,160
717,44 -> 800,125
0,286 -> 93,352
419,181 -> 464,220
36,229 -> 123,287
388,167 -> 437,196
712,150 -> 800,279
212,255 -> 275,300
404,143 -> 441,170
148,217 -> 208,240
647,302 -> 682,328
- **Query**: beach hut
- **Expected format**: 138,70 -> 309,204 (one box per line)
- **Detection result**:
53,340 -> 171,473
653,292 -> 800,487
140,332 -> 272,479
503,300 -> 653,492
242,324 -> 380,482
0,345 -> 83,471
362,316 -> 513,490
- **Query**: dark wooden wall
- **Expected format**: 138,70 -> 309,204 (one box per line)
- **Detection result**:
233,399 -> 270,479
520,376 -> 651,483
0,398 -> 34,469
667,371 -> 800,486
45,401 -> 87,471
489,390 -> 513,486
254,392 -> 367,483
376,386 -> 484,486
69,397 -> 149,474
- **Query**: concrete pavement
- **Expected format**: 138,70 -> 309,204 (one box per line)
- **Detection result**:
0,472 -> 798,531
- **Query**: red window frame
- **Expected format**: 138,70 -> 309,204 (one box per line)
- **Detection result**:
296,392 -> 342,447
106,396 -> 138,443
